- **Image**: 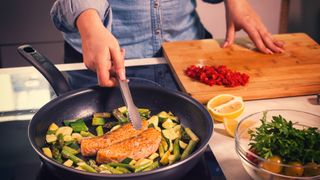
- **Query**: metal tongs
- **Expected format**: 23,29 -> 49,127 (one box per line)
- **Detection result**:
117,76 -> 142,129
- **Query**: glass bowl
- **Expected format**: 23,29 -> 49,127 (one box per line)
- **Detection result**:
235,109 -> 320,180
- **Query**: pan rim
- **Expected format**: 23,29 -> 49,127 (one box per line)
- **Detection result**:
28,85 -> 214,177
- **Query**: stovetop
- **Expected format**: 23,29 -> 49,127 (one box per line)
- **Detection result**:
0,120 -> 225,180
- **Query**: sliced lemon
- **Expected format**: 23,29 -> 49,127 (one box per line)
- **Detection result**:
207,94 -> 244,122
223,118 -> 238,137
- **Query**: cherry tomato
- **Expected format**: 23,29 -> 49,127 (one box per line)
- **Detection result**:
246,148 -> 259,165
259,155 -> 283,174
284,161 -> 304,177
304,162 -> 320,176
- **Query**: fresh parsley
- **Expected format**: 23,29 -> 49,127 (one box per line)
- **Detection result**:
248,112 -> 320,164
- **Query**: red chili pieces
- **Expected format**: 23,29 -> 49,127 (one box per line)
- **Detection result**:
185,65 -> 249,87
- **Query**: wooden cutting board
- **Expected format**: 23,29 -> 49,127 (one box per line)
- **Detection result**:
163,33 -> 320,104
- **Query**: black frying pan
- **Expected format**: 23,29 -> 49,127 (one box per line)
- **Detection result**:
18,45 -> 214,180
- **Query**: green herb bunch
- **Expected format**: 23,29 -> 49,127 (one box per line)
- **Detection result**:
248,112 -> 320,164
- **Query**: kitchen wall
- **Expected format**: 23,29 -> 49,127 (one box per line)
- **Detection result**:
0,0 -> 64,68
0,0 -> 318,68
196,0 -> 282,39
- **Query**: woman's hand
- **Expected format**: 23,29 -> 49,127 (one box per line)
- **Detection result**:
77,9 -> 126,87
223,0 -> 284,54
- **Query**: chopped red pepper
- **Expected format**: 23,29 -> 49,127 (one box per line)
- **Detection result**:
185,65 -> 249,87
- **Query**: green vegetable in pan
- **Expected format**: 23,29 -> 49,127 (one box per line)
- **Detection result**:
42,108 -> 200,175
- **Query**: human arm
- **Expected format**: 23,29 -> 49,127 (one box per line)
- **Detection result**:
223,0 -> 284,54
76,9 -> 125,86
50,0 -> 125,86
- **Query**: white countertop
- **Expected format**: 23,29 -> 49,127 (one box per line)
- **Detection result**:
1,58 -> 319,180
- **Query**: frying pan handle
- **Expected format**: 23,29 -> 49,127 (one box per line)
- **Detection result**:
17,44 -> 71,96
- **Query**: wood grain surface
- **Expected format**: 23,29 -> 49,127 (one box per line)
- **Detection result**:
163,33 -> 320,104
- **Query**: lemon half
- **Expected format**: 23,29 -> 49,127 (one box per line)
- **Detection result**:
207,94 -> 244,122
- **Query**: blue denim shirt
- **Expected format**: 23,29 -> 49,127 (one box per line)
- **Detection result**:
51,0 -> 222,59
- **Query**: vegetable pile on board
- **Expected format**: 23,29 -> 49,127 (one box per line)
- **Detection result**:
247,112 -> 320,177
42,107 -> 199,174
185,65 -> 249,87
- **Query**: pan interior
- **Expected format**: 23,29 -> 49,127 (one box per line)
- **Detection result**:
29,86 -> 213,173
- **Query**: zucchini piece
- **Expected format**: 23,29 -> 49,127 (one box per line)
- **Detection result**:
168,139 -> 173,152
77,162 -> 97,173
138,108 -> 151,119
48,123 -> 59,131
75,166 -> 85,171
63,135 -> 74,142
157,111 -> 169,122
115,166 -> 131,173
180,127 -> 191,143
92,117 -> 105,126
162,119 -> 177,129
162,128 -> 179,140
63,159 -> 73,167
134,161 -> 153,172
168,111 -> 179,123
168,155 -> 176,164
80,131 -> 95,137
112,109 -> 128,123
155,126 -> 162,132
62,146 -> 79,155
55,126 -> 73,136
110,124 -> 121,132
159,143 -> 164,158
99,164 -> 123,174
100,170 -> 112,174
71,133 -> 83,143
148,153 -> 159,160
181,140 -> 198,160
179,140 -> 188,149
121,157 -> 133,164
61,149 -> 83,163
42,147 -> 52,158
96,125 -> 104,136
159,151 -> 170,165
129,159 -> 136,166
142,161 -> 160,172
184,128 -> 199,142
135,158 -> 153,167
169,139 -> 181,164
161,139 -> 168,151
118,106 -> 127,114
87,159 -> 99,171
70,119 -> 88,132
147,116 -> 159,128
93,112 -> 111,118
46,134 -> 57,143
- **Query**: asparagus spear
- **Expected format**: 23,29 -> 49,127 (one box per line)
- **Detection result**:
181,140 -> 198,160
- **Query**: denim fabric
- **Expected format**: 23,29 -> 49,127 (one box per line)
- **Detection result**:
51,0 -> 222,90
65,65 -> 179,91
51,0 -> 221,59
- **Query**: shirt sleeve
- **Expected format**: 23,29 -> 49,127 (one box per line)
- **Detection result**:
50,0 -> 110,33
203,0 -> 223,4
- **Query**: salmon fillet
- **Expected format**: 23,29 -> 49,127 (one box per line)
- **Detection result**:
80,120 -> 148,157
96,128 -> 161,163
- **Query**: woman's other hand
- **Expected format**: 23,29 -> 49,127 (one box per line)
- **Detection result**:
223,0 -> 284,54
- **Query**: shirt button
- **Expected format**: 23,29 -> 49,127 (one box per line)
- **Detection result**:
154,1 -> 159,8
155,29 -> 161,35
